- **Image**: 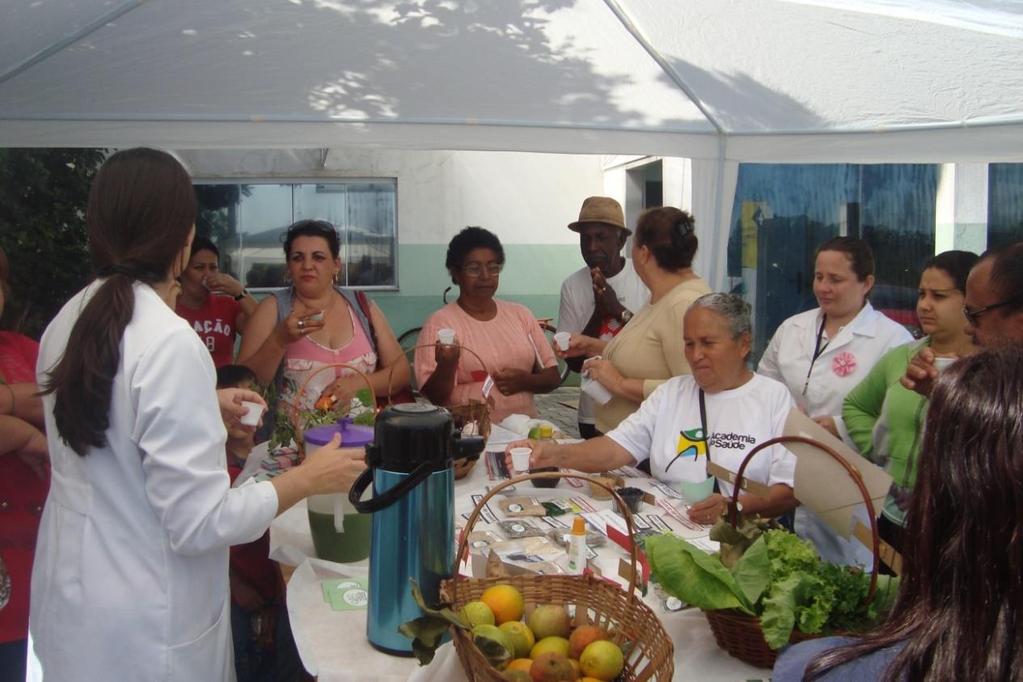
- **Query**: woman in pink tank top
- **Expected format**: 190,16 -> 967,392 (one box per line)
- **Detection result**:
238,221 -> 410,421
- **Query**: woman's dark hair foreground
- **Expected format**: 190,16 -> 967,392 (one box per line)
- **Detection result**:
806,346 -> 1023,681
41,148 -> 196,455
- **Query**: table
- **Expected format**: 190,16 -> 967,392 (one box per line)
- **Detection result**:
270,452 -> 766,681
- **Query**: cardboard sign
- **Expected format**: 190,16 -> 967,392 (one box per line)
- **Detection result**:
784,409 -> 892,547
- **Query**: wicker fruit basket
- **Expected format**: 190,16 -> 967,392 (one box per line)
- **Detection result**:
441,471 -> 675,681
703,435 -> 885,669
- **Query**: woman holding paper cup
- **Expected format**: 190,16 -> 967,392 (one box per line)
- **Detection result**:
562,207 -> 711,434
175,236 -> 257,368
29,149 -> 366,681
508,294 -> 798,524
239,219 -> 410,420
842,250 -> 978,552
415,227 -> 560,423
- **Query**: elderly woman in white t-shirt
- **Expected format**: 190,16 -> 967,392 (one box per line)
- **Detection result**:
507,293 -> 797,524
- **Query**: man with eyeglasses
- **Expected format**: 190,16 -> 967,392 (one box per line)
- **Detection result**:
556,197 -> 649,438
903,241 -> 1023,396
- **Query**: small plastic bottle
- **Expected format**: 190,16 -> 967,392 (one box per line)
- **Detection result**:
567,515 -> 587,575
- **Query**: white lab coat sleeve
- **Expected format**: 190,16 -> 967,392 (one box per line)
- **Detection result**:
131,327 -> 278,556
757,325 -> 784,382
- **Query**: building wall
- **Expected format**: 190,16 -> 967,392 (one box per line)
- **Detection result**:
320,149 -> 606,337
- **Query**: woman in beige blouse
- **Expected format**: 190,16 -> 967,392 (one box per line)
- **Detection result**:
563,207 -> 711,433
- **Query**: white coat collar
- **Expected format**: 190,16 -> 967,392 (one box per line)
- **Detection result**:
796,302 -> 882,354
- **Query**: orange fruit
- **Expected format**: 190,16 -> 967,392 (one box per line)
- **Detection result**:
568,625 -> 607,659
579,640 -> 624,681
480,584 -> 525,624
507,658 -> 534,673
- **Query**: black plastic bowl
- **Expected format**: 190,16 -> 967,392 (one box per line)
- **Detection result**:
529,466 -> 560,488
614,486 -> 644,513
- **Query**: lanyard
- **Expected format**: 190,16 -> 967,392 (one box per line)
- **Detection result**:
802,314 -> 830,396
698,388 -> 712,476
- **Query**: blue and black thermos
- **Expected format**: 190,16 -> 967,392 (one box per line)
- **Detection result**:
348,403 -> 485,656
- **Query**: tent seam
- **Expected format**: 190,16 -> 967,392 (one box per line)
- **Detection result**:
0,0 -> 150,86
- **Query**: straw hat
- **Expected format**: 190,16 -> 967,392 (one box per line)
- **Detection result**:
567,196 -> 630,236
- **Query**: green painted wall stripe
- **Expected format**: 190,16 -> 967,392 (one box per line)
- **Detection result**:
370,243 -> 583,337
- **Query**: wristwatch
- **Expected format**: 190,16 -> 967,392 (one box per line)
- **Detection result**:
234,289 -> 249,301
620,309 -> 633,324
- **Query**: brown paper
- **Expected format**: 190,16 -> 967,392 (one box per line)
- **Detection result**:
707,461 -> 772,496
784,409 -> 892,546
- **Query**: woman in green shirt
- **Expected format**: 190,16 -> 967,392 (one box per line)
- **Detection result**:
843,250 -> 978,553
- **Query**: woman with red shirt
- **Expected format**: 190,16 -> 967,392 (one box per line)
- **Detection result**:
176,236 -> 258,367
0,247 -> 49,681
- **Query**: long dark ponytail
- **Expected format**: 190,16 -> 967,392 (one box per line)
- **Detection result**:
41,148 -> 196,456
805,347 -> 1023,680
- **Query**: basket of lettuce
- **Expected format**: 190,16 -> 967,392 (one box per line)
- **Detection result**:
645,435 -> 899,668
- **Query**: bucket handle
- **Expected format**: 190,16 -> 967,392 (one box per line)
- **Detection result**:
347,460 -> 435,514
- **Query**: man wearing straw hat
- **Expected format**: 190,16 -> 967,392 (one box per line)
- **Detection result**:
557,196 -> 649,439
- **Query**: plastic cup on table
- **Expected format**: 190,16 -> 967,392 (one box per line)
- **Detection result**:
437,328 -> 456,345
509,447 -> 532,475
553,331 -> 571,351
239,400 -> 265,427
678,476 -> 716,504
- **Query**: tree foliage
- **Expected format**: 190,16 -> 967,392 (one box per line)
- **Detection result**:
0,148 -> 107,338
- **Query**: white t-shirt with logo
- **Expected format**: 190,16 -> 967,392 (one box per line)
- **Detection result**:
557,260 -> 650,425
606,373 -> 796,497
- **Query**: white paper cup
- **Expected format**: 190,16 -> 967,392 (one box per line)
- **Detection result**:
509,447 -> 532,474
239,400 -> 264,427
932,356 -> 957,371
437,328 -> 456,345
553,331 -> 571,351
581,375 -> 613,405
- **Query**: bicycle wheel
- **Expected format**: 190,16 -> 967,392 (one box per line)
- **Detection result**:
538,321 -> 571,386
397,326 -> 422,356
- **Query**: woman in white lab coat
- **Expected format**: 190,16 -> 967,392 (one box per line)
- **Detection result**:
29,149 -> 365,681
757,236 -> 912,566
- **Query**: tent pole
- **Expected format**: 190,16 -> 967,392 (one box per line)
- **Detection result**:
0,0 -> 150,86
601,0 -> 725,136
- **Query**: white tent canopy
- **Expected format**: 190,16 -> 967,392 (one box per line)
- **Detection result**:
4,0 -> 1022,288
3,0 -> 1023,162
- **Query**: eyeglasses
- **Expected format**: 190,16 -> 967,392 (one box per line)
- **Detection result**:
962,297 -> 1021,326
461,263 -> 503,278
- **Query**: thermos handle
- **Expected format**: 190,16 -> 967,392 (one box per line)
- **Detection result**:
348,461 -> 435,514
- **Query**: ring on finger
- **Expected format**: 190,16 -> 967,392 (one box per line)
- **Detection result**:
298,319 -> 305,330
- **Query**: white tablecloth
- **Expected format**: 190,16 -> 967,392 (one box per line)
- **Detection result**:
270,457 -> 765,681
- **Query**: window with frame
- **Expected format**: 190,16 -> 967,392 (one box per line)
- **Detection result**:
726,164 -> 938,361
193,180 -> 398,290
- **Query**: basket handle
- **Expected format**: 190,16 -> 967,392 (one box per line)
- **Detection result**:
287,362 -> 377,443
451,471 -> 643,601
396,342 -> 494,403
727,435 -> 882,602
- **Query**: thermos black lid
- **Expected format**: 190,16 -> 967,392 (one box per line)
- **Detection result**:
369,403 -> 454,473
